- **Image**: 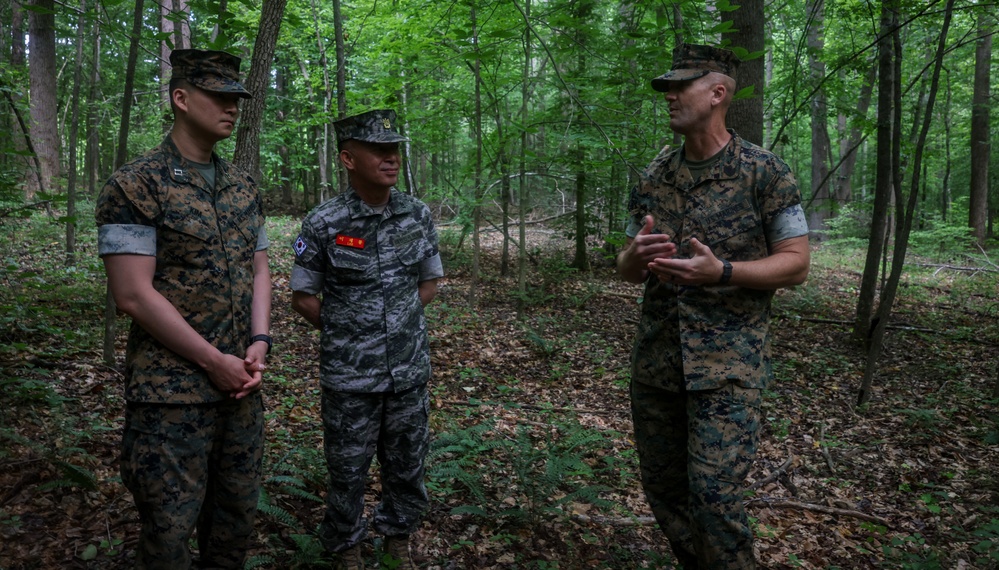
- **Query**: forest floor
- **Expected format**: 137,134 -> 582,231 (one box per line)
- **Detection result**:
1,212 -> 999,570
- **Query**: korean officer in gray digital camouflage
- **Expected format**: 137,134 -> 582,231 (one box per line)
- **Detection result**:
617,44 -> 810,569
96,49 -> 272,569
291,109 -> 443,570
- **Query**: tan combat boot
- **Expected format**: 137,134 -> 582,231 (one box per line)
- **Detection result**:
384,535 -> 413,569
333,544 -> 365,570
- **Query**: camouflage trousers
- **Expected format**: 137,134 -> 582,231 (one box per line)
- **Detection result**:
318,384 -> 430,553
630,380 -> 761,570
120,393 -> 264,569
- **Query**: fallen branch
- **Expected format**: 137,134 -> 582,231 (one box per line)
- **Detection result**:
600,290 -> 641,301
747,497 -> 891,527
571,513 -> 656,527
0,200 -> 53,219
438,399 -> 627,416
572,492 -> 891,529
913,262 -> 998,275
819,423 -> 836,474
796,317 -> 934,333
748,454 -> 794,491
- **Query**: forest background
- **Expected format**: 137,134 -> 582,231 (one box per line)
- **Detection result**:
1,0 -> 999,568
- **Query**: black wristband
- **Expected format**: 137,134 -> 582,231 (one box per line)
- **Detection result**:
250,334 -> 273,354
718,259 -> 733,285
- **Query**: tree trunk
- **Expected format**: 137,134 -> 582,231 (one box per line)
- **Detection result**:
569,0 -> 592,272
517,0 -> 532,308
858,0 -> 953,406
105,0 -> 146,367
307,0 -> 330,199
8,0 -> 31,195
160,0 -> 191,113
275,63 -> 293,206
27,0 -> 59,201
86,25 -> 101,197
968,11 -> 992,247
724,0 -> 765,145
469,5 -> 482,306
210,0 -> 227,43
333,0 -> 348,193
571,145 -> 589,271
833,63 -> 876,209
805,0 -> 832,239
233,0 -> 287,182
852,1 -> 896,347
65,0 -> 87,266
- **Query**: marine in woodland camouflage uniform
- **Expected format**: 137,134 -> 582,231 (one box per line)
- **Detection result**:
96,49 -> 271,569
617,44 -> 810,569
290,109 -> 443,568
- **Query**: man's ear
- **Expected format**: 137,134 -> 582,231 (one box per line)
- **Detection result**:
339,149 -> 355,170
710,81 -> 730,107
172,87 -> 189,114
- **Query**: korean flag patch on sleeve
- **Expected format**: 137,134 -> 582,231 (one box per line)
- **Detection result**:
293,235 -> 308,257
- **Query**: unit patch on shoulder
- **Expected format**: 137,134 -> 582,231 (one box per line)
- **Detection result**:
335,234 -> 366,249
293,235 -> 308,256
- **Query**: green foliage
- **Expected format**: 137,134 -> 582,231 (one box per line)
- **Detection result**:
0,425 -> 99,493
971,519 -> 999,565
436,227 -> 473,274
897,406 -> 955,438
428,420 -> 495,505
429,416 -> 617,532
908,216 -> 977,262
881,533 -> 944,569
817,200 -> 873,242
523,325 -> 564,359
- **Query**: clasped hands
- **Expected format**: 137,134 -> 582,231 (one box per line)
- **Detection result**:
207,348 -> 267,399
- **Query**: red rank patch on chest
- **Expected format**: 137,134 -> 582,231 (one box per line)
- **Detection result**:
335,234 -> 366,249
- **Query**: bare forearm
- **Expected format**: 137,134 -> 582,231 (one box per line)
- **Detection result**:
106,257 -> 224,370
727,236 -> 810,290
291,291 -> 322,329
418,279 -> 438,306
251,250 -> 272,337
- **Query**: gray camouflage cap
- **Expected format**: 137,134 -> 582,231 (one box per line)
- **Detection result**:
170,49 -> 252,99
651,44 -> 740,92
334,109 -> 410,146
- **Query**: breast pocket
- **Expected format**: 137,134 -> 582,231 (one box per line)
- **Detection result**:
160,208 -> 216,268
329,245 -> 374,284
702,200 -> 767,260
393,227 -> 430,269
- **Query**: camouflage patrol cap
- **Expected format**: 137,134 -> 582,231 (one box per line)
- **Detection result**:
170,49 -> 252,99
651,44 -> 740,92
334,109 -> 410,146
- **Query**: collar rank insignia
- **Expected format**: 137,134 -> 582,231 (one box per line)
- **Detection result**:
173,168 -> 185,177
336,234 -> 366,249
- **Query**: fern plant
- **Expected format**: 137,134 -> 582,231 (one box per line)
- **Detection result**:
429,416 -> 619,531
427,419 -> 496,508
250,452 -> 329,569
498,421 -> 615,530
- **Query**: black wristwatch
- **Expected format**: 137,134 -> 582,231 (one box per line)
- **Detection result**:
250,334 -> 273,354
718,259 -> 733,285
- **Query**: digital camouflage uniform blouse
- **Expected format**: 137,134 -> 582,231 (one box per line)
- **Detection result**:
95,135 -> 267,404
627,131 -> 806,392
290,187 -> 444,393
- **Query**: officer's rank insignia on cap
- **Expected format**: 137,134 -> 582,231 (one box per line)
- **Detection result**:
382,118 -> 391,129
293,235 -> 308,256
335,234 -> 366,249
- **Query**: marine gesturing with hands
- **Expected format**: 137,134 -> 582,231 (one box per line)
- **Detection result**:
618,214 -> 727,286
